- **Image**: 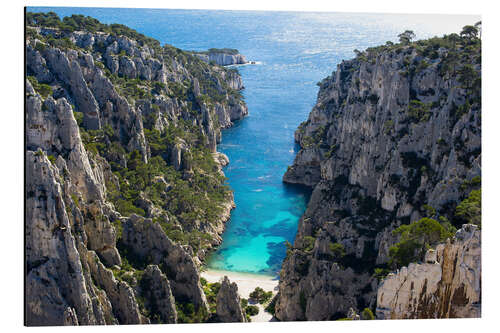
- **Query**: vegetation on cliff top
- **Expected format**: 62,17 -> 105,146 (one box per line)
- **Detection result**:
389,217 -> 455,268
301,23 -> 481,151
389,184 -> 480,269
27,12 -> 160,48
455,189 -> 481,228
27,11 -> 243,108
194,48 -> 240,55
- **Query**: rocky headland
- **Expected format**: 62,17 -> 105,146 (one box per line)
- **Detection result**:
275,27 -> 481,321
25,12 -> 247,325
194,48 -> 248,66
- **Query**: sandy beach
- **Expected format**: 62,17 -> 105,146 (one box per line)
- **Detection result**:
201,269 -> 279,322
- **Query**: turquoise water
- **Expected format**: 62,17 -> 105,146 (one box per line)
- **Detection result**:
29,7 -> 478,275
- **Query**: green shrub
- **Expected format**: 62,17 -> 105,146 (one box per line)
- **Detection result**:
421,204 -> 436,217
202,281 -> 220,313
27,12 -> 161,49
240,298 -> 248,308
302,236 -> 316,252
27,76 -> 52,98
46,36 -> 75,50
438,216 -> 457,235
115,199 -> 145,217
329,242 -> 346,259
167,81 -> 188,100
460,176 -> 481,191
152,81 -> 166,94
26,27 -> 40,39
200,277 -> 207,286
73,111 -> 83,126
176,302 -> 208,323
70,193 -> 80,208
26,11 -> 61,27
407,100 -> 431,122
245,305 -> 259,316
301,136 -> 315,149
389,217 -> 454,268
361,308 -> 375,320
47,154 -> 57,165
34,41 -> 46,52
455,189 -> 481,227
372,267 -> 391,281
284,240 -> 293,258
324,144 -> 337,159
417,59 -> 429,72
458,64 -> 479,89
265,295 -> 277,315
249,287 -> 273,304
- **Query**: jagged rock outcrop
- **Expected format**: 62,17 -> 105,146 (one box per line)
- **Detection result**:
26,151 -> 101,326
376,224 -> 481,319
120,215 -> 209,311
140,265 -> 178,323
26,82 -> 105,203
86,251 -> 146,324
276,244 -> 376,321
277,32 -> 481,320
216,277 -> 246,322
220,69 -> 245,90
43,47 -> 102,130
25,12 -> 247,326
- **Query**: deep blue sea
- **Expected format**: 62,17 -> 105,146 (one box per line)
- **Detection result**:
29,6 -> 477,276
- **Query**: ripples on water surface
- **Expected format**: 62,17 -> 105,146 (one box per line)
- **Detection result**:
29,6 -> 477,275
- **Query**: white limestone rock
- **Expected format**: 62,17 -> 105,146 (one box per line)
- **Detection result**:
376,225 -> 481,319
216,276 -> 246,322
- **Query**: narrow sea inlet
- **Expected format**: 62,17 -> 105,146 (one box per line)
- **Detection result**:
30,6 -> 476,277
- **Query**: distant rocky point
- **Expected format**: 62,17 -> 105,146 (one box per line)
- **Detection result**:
193,48 -> 250,66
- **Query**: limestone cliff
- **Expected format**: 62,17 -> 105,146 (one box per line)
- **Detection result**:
25,12 -> 247,326
194,49 -> 248,66
276,30 -> 481,320
215,276 -> 247,322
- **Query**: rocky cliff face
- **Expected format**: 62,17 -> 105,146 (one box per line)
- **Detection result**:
276,32 -> 481,320
376,224 -> 481,319
215,276 -> 247,322
195,51 -> 248,66
25,12 -> 247,326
